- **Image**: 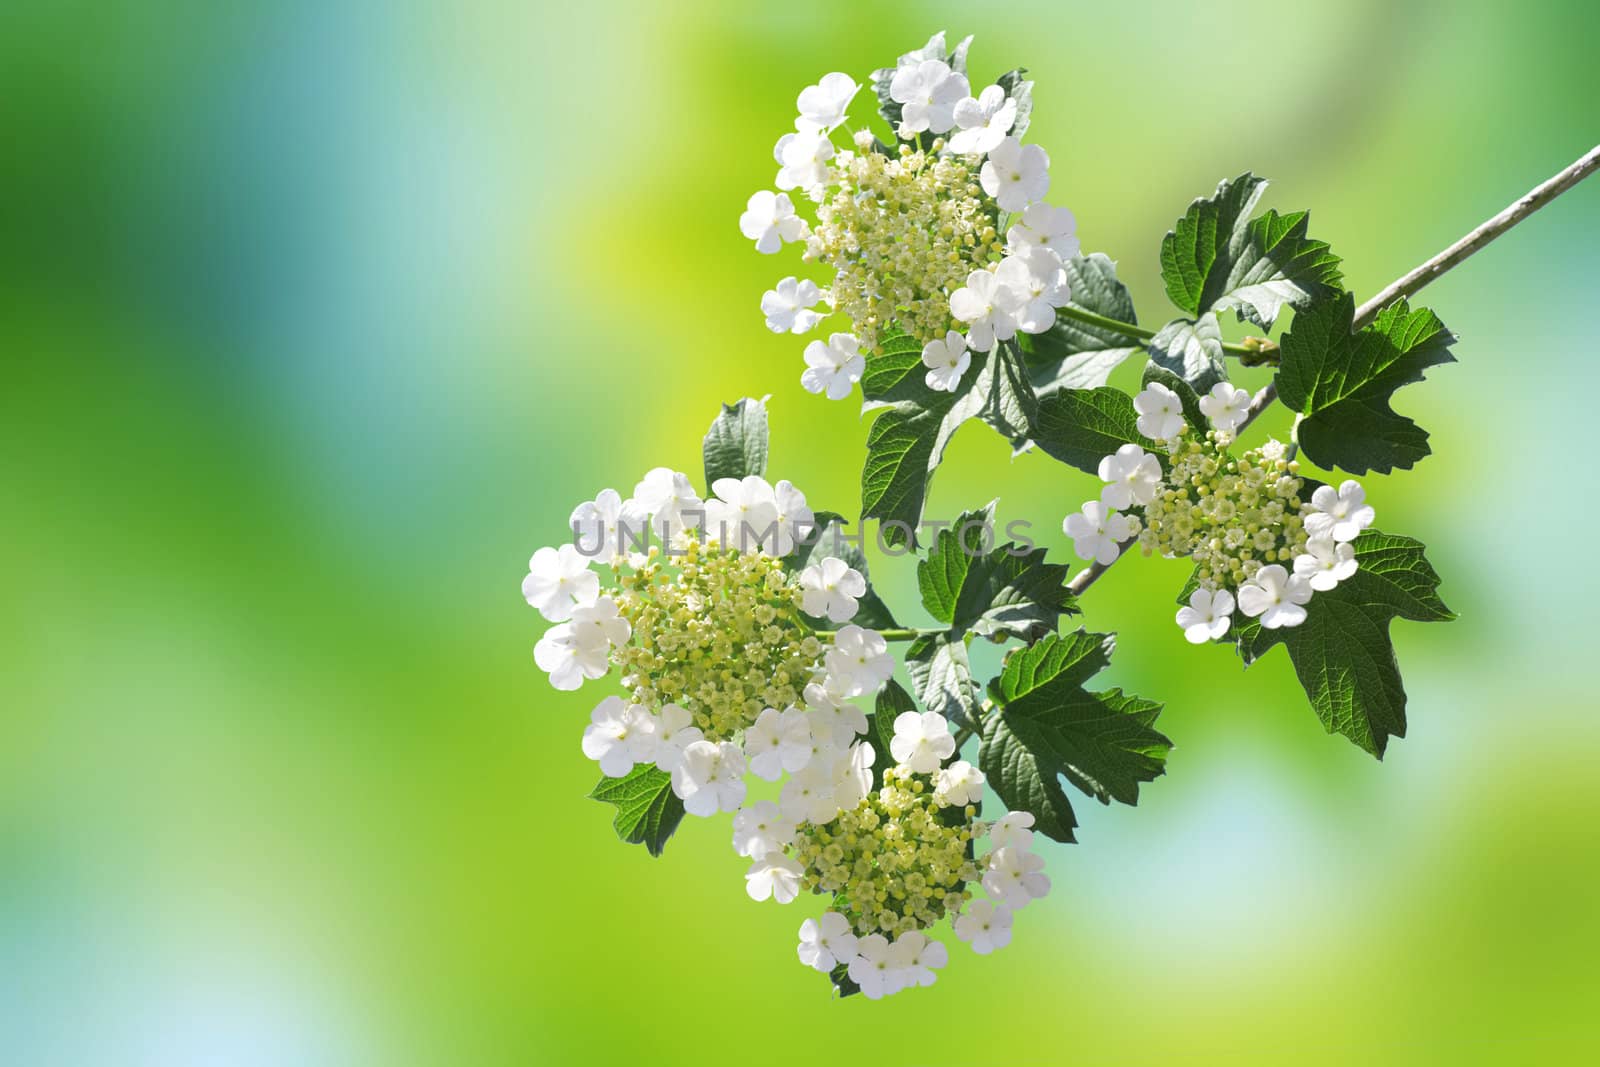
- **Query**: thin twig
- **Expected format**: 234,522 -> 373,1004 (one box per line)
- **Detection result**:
1067,144 -> 1600,599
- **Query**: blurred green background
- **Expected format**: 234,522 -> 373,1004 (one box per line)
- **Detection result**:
3,0 -> 1597,1063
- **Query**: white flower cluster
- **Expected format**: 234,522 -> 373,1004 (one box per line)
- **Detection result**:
523,468 -> 897,818
1060,382 -> 1376,643
738,32 -> 1080,400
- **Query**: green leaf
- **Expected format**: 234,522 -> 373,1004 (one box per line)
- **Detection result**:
1160,173 -> 1343,329
859,399 -> 956,549
906,633 -> 982,730
916,501 -> 1076,643
1275,293 -> 1457,474
995,68 -> 1034,140
1031,386 -> 1154,475
971,338 -> 1038,451
588,766 -> 685,857
702,397 -> 769,488
1147,313 -> 1226,393
828,963 -> 861,998
1234,531 -> 1454,757
980,630 -> 1170,844
794,518 -> 901,631
916,503 -> 998,624
1018,253 -> 1142,395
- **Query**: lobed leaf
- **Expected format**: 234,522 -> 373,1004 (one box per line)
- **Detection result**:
589,766 -> 685,857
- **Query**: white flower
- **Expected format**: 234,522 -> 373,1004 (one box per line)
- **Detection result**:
779,759 -> 840,824
650,703 -> 704,775
1014,247 -> 1073,334
846,933 -> 898,1000
761,276 -> 826,335
949,267 -> 1021,353
533,623 -> 610,691
774,130 -> 835,195
889,930 -> 948,988
1063,501 -> 1133,566
798,912 -> 859,973
1133,382 -> 1186,441
733,800 -> 797,861
1198,381 -> 1253,433
1294,538 -> 1358,591
570,488 -> 649,560
933,760 -> 985,807
521,544 -> 599,622
947,84 -> 1017,155
1097,443 -> 1163,509
1303,480 -> 1375,543
1176,587 -> 1235,644
567,595 -> 631,653
739,190 -> 806,254
799,556 -> 866,623
953,899 -> 1013,955
706,475 -> 778,552
631,467 -> 703,542
800,331 -> 865,400
988,811 -> 1035,852
795,72 -> 859,133
888,59 -> 969,136
824,625 -> 893,696
745,705 -> 814,781
983,846 -> 1051,909
890,710 -> 956,775
1237,564 -> 1314,629
672,740 -> 747,817
980,136 -> 1050,212
581,696 -> 656,777
830,741 -> 875,811
745,854 -> 804,904
1006,202 -> 1080,259
921,330 -> 972,392
802,672 -> 868,747
769,478 -> 815,557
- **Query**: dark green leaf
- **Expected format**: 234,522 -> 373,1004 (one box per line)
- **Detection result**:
1160,173 -> 1343,329
907,634 -> 982,729
916,503 -> 997,624
1147,314 -> 1226,393
702,397 -> 769,488
588,766 -> 685,857
917,501 -> 1076,643
828,962 -> 861,998
1019,253 -> 1142,395
1275,293 -> 1457,474
980,630 -> 1170,843
1031,386 -> 1154,475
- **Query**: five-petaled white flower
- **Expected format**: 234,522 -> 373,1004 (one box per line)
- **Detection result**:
954,899 -> 1013,955
761,276 -> 826,335
949,267 -> 1022,352
847,934 -> 898,1000
795,72 -> 859,134
739,190 -> 806,254
774,130 -> 835,195
533,622 -> 611,691
733,800 -> 796,861
650,703 -> 704,775
631,467 -> 703,542
1198,381 -> 1253,433
1064,500 -> 1133,566
947,84 -> 1017,155
1006,202 -> 1080,259
522,544 -> 599,622
745,854 -> 804,903
800,332 -> 865,400
888,59 -> 969,136
1133,381 -> 1187,440
933,760 -> 985,807
745,705 -> 814,781
980,136 -> 1050,212
707,475 -> 777,553
1294,538 -> 1358,591
672,739 -> 748,817
1237,564 -> 1313,629
1303,480 -> 1375,543
988,810 -> 1035,852
803,672 -> 869,747
921,330 -> 972,392
889,930 -> 948,988
890,710 -> 957,775
825,625 -> 894,696
581,696 -> 656,777
769,478 -> 815,557
799,556 -> 867,623
570,488 -> 648,560
1097,443 -> 1163,510
998,250 -> 1067,335
1176,587 -> 1236,644
983,845 -> 1051,909
797,911 -> 859,973
567,595 -> 630,653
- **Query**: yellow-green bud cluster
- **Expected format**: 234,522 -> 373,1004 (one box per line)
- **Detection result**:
790,766 -> 979,939
1138,431 -> 1311,589
610,535 -> 823,740
803,141 -> 1004,353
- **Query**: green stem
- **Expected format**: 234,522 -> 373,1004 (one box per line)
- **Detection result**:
1053,304 -> 1273,359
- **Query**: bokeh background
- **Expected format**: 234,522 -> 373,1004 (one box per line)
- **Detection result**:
3,0 -> 1597,1063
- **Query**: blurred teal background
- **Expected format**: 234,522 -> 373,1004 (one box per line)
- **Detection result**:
3,0 -> 1597,1063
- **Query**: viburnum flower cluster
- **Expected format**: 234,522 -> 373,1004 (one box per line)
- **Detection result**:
738,32 -> 1080,399
1062,381 -> 1376,642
